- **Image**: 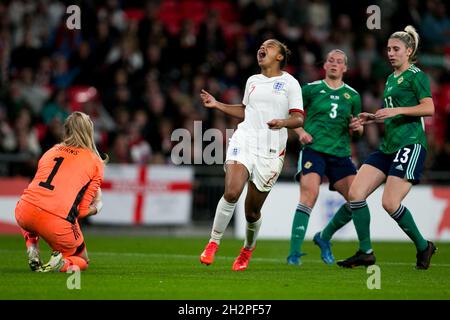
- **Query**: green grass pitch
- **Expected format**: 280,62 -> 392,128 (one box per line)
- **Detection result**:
0,234 -> 449,300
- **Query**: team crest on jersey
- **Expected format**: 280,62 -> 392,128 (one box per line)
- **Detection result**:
397,76 -> 404,84
343,92 -> 351,99
304,161 -> 312,169
273,81 -> 286,94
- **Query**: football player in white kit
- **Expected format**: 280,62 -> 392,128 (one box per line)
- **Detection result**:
199,39 -> 304,271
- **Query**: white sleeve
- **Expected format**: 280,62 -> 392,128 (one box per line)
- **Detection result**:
242,78 -> 251,106
288,79 -> 303,113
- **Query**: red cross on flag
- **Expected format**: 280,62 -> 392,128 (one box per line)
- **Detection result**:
90,164 -> 193,225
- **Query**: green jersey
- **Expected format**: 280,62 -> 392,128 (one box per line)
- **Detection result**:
302,80 -> 361,157
380,64 -> 431,154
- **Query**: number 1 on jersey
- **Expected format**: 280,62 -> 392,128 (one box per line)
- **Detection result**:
39,157 -> 64,190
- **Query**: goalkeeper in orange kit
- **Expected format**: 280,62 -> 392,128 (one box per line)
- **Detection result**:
15,111 -> 107,272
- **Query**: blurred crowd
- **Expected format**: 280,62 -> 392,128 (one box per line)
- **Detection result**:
0,0 -> 449,180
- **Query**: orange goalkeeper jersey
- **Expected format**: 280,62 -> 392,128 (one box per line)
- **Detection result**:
21,144 -> 104,223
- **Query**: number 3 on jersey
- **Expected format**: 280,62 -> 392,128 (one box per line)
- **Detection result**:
329,103 -> 338,119
39,157 -> 64,190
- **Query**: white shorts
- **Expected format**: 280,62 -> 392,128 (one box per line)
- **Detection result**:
225,140 -> 285,193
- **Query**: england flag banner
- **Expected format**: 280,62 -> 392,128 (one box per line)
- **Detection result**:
90,164 -> 193,225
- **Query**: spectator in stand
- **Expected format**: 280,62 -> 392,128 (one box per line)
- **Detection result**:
421,0 -> 450,52
9,108 -> 41,177
0,0 -> 447,184
41,89 -> 70,125
109,131 -> 131,163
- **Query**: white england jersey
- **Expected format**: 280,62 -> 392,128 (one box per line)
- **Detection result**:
230,71 -> 303,158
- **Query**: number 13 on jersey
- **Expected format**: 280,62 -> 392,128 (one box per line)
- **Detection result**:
384,96 -> 393,108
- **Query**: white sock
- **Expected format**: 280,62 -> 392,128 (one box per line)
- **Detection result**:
244,217 -> 262,249
209,196 -> 236,245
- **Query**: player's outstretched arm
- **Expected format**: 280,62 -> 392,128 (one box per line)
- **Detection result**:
200,89 -> 245,119
267,112 -> 304,130
374,97 -> 434,120
358,112 -> 379,125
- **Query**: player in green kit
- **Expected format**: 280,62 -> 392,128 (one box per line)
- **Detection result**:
338,26 -> 437,269
287,49 -> 363,266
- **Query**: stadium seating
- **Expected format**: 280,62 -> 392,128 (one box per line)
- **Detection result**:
67,86 -> 99,112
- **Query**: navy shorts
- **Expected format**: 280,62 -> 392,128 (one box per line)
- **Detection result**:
364,144 -> 426,185
295,147 -> 357,191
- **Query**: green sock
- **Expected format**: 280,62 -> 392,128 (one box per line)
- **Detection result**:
321,203 -> 352,241
350,201 -> 373,253
391,205 -> 428,251
289,203 -> 311,255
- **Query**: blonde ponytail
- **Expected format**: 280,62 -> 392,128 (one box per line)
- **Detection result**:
390,25 -> 420,63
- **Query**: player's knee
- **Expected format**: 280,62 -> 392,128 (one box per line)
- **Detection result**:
300,193 -> 317,208
300,187 -> 318,207
69,261 -> 88,272
80,255 -> 89,264
245,210 -> 260,223
382,196 -> 399,215
76,257 -> 89,271
224,189 -> 241,203
348,186 -> 365,202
